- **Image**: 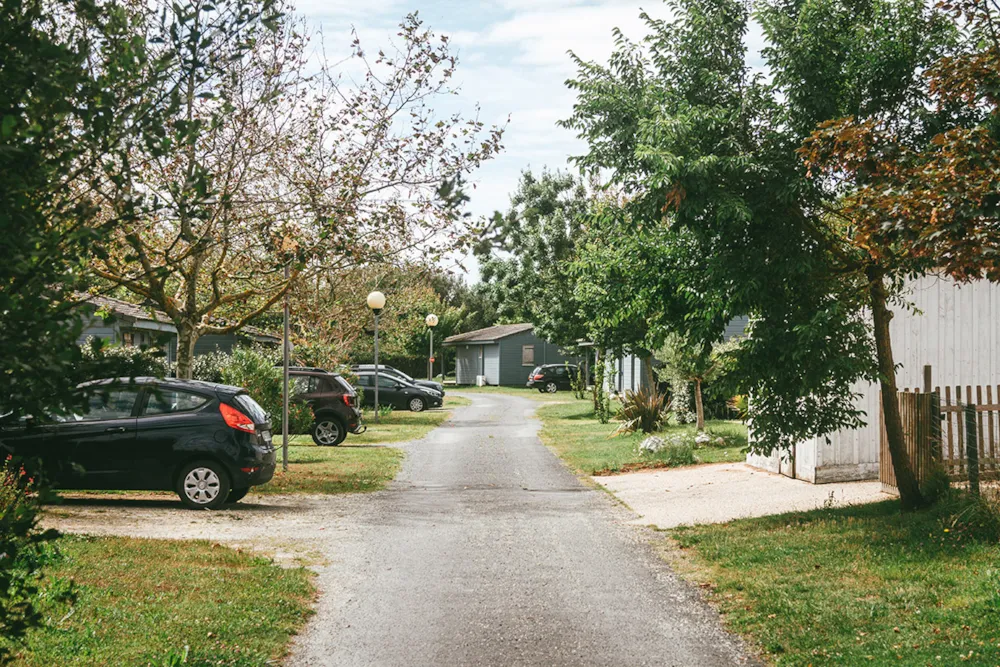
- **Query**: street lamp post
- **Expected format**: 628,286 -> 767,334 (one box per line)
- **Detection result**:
367,291 -> 386,423
425,313 -> 438,381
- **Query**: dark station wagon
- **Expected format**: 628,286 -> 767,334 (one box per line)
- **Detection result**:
0,377 -> 276,509
526,364 -> 582,393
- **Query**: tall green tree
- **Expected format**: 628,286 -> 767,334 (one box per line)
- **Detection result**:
1,0 -> 168,420
564,0 -> 956,508
474,169 -> 590,346
1,0 -> 171,651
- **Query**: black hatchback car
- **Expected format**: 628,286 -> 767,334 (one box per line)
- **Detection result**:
288,367 -> 364,446
0,378 -> 275,510
526,364 -> 581,393
353,371 -> 443,412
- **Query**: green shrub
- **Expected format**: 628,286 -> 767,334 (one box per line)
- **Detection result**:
661,442 -> 696,466
220,346 -> 312,434
76,338 -> 168,382
613,387 -> 671,435
0,457 -> 74,660
568,362 -> 587,400
593,356 -> 614,423
189,350 -> 230,383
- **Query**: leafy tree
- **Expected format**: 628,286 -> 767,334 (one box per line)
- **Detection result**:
1,0 -> 166,652
563,0 -> 956,508
757,0 -> 963,508
428,270 -> 499,335
656,335 -> 738,431
571,199 -> 713,389
474,169 -> 590,346
91,2 -> 502,378
1,0 -> 166,419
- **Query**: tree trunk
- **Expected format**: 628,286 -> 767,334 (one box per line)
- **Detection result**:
593,348 -> 602,411
175,324 -> 199,380
644,354 -> 655,390
694,378 -> 705,431
868,266 -> 926,510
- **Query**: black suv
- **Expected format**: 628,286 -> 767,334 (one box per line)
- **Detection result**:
0,378 -> 275,509
353,371 -> 443,412
351,364 -> 445,396
526,364 -> 581,393
287,367 -> 364,446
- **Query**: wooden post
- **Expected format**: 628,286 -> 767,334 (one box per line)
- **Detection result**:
923,365 -> 932,393
966,403 -> 980,495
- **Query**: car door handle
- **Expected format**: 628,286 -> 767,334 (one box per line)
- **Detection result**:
104,427 -> 128,434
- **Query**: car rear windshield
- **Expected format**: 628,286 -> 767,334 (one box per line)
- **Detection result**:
233,393 -> 268,424
332,375 -> 355,394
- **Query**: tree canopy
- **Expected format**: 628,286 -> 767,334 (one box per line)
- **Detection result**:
474,169 -> 590,346
562,0 -> 976,508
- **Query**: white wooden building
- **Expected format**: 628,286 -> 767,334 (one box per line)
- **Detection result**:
747,275 -> 1000,483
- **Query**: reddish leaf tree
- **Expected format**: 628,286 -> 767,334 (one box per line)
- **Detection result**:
801,0 -> 1000,507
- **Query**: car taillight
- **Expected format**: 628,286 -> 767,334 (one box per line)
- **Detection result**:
533,374 -> 544,380
342,394 -> 352,407
220,403 -> 255,433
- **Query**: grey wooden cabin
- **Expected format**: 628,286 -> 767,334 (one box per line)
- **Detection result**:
78,294 -> 279,363
443,323 -> 580,386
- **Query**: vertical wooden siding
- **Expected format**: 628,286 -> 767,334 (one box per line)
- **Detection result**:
803,275 -> 1000,483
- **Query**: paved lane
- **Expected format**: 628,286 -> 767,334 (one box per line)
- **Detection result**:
288,392 -> 754,667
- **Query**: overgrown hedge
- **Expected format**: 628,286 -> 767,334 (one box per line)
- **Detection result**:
72,342 -> 313,433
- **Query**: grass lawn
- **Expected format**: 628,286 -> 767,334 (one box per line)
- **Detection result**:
667,498 -> 1000,666
277,395 -> 471,448
5,535 -> 314,666
536,399 -> 747,475
262,395 -> 470,494
447,385 -> 571,402
260,443 -> 405,495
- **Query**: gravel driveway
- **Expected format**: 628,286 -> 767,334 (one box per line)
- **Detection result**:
594,462 -> 886,530
46,392 -> 756,667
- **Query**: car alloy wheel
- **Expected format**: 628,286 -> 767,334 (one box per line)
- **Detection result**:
183,467 -> 222,506
313,419 -> 342,446
545,381 -> 558,393
409,397 -> 426,412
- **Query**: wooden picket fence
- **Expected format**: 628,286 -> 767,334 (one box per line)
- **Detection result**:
880,383 -> 1000,494
879,391 -> 939,494
939,385 -> 1000,480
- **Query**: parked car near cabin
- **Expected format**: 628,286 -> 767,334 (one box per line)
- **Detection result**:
0,377 -> 275,510
351,364 -> 445,396
287,367 -> 364,446
352,371 -> 443,412
526,364 -> 583,393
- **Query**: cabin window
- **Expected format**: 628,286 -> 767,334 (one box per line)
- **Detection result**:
522,345 -> 535,366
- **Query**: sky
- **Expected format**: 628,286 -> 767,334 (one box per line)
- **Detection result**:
293,0 -> 765,282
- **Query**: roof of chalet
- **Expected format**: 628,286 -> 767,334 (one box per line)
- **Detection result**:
443,323 -> 535,345
79,293 -> 280,342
